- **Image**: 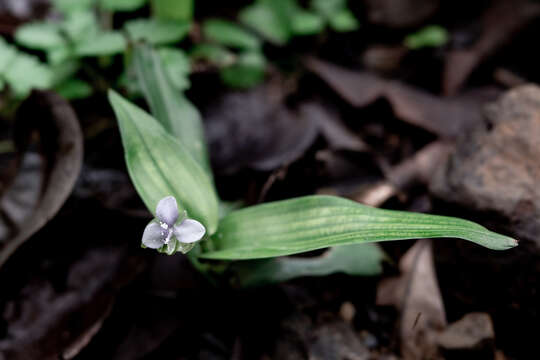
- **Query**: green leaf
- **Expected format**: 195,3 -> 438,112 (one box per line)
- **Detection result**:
239,0 -> 330,44
0,38 -> 53,98
220,51 -> 266,89
99,0 -> 147,11
202,19 -> 261,50
125,18 -> 191,45
4,57 -> 53,97
55,78 -> 93,99
15,22 -> 65,50
62,11 -> 99,40
310,0 -> 359,32
201,195 -> 517,260
404,25 -> 449,50
290,10 -> 324,35
311,0 -> 345,18
49,60 -> 79,85
328,9 -> 359,32
132,44 -> 210,173
190,44 -> 235,67
158,47 -> 190,91
219,200 -> 244,218
47,46 -> 72,65
54,0 -> 94,14
231,243 -> 384,287
239,0 -> 291,45
0,38 -> 17,72
16,13 -> 101,64
108,90 -> 219,233
36,12 -> 100,64
75,31 -> 127,56
151,0 -> 193,21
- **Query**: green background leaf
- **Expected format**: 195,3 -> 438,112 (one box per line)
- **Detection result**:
125,19 -> 191,45
99,0 -> 147,12
202,19 -> 261,50
311,0 -> 345,18
75,31 -> 126,56
15,22 -> 65,50
220,51 -> 266,88
55,78 -> 93,100
231,243 -> 384,287
108,90 -> 219,233
190,44 -> 235,67
201,195 -> 517,260
0,38 -> 53,98
62,12 -> 99,41
151,0 -> 193,21
239,0 -> 291,45
158,47 -> 191,91
405,25 -> 449,50
328,9 -> 359,32
290,10 -> 324,35
53,0 -> 94,14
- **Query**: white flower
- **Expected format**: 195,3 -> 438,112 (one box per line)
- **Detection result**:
142,196 -> 206,254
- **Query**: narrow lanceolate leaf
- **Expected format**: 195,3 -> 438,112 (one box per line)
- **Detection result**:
231,243 -> 384,287
132,44 -> 210,174
108,90 -> 219,233
201,195 -> 517,260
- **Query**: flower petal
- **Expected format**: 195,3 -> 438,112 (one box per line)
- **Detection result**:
142,221 -> 166,249
156,196 -> 179,226
173,219 -> 206,244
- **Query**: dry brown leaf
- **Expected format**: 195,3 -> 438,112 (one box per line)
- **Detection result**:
0,247 -> 143,360
377,240 -> 446,360
274,314 -> 370,360
301,102 -> 368,153
204,84 -> 319,173
205,83 -> 368,174
436,312 -> 495,358
306,58 -> 492,138
351,141 -> 452,206
443,0 -> 540,95
0,91 -> 83,268
364,0 -> 440,28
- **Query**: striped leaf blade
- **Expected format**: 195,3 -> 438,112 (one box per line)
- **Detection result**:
108,90 -> 219,233
132,44 -> 210,174
201,195 -> 517,260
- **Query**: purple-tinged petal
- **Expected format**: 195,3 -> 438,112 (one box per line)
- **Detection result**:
173,219 -> 206,244
156,196 -> 179,226
142,221 -> 167,249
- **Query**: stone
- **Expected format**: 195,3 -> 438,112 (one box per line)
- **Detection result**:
436,313 -> 495,360
430,85 -> 540,246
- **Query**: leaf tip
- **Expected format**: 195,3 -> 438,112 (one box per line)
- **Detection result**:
107,88 -> 119,101
493,234 -> 519,250
509,237 -> 519,248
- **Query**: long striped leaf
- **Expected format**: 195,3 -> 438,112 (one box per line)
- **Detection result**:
108,90 -> 219,233
132,44 -> 210,174
201,195 -> 517,259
